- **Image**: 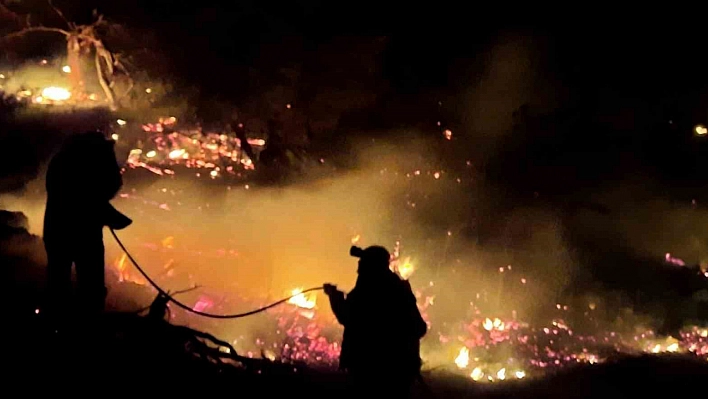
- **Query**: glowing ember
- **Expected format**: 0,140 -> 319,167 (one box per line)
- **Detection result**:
125,118 -> 264,177
483,317 -> 505,331
455,347 -> 470,369
193,296 -> 213,312
665,253 -> 685,266
41,87 -> 71,101
168,149 -> 186,160
287,288 -> 317,309
470,367 -> 484,381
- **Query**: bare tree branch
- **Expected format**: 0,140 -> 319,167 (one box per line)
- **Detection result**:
1,25 -> 70,42
113,54 -> 135,102
0,2 -> 22,26
171,285 -> 201,296
94,13 -> 106,27
47,0 -> 71,29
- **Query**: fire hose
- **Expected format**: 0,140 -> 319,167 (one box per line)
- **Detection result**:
109,228 -> 324,319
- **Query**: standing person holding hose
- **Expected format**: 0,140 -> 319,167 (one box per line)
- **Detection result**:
324,245 -> 428,398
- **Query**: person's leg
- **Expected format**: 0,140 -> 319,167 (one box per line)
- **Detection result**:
357,372 -> 408,398
380,373 -> 415,399
44,239 -> 74,327
74,233 -> 107,318
347,371 -> 377,398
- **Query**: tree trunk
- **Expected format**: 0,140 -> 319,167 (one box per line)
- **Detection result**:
94,46 -> 117,110
66,35 -> 84,97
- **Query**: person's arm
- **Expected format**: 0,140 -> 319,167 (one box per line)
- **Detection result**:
412,303 -> 428,339
104,143 -> 123,200
90,140 -> 123,203
402,280 -> 428,339
104,203 -> 132,230
324,284 -> 349,326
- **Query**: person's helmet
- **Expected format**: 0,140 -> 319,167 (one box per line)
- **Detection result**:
350,245 -> 391,271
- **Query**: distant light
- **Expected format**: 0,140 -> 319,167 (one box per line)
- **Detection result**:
41,87 -> 71,101
443,129 -> 452,140
695,125 -> 707,136
286,103 -> 292,109
41,59 -> 48,65
0,73 -> 5,79
34,308 -> 40,314
145,88 -> 152,94
61,65 -> 71,73
34,96 -> 43,103
210,170 -> 218,177
116,119 -> 127,126
146,150 -> 157,158
111,133 -> 119,141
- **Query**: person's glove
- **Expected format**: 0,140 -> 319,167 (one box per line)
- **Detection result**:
105,203 -> 132,230
323,283 -> 340,296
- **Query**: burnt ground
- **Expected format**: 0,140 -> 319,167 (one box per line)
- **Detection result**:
2,211 -> 708,398
7,311 -> 708,398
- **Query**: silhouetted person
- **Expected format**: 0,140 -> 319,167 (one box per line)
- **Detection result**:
257,131 -> 290,183
43,132 -> 132,324
230,121 -> 255,163
259,131 -> 289,166
324,245 -> 427,398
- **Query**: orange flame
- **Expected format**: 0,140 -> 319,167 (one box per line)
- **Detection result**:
287,288 -> 317,309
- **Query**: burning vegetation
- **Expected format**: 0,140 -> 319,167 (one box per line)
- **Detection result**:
80,133 -> 708,384
2,90 -> 708,384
